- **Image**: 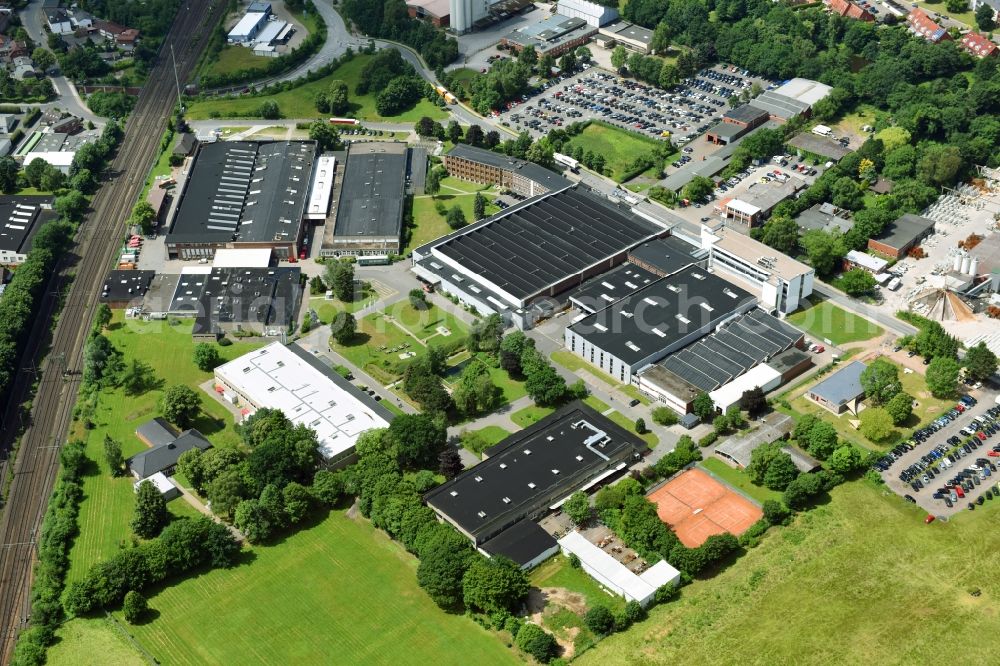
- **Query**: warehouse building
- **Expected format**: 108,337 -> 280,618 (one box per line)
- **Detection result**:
867,213 -> 935,258
843,249 -> 889,274
501,14 -> 597,58
412,186 -> 663,328
706,105 -> 770,145
796,202 -> 854,234
324,143 -> 407,257
716,175 -> 806,229
0,195 -> 55,265
165,141 -> 315,260
565,266 -> 757,384
228,11 -> 268,43
595,21 -> 653,54
407,0 -> 450,27
425,402 -> 646,564
214,342 -> 394,465
305,154 -> 336,221
558,0 -> 619,27
558,531 -> 680,606
442,144 -> 570,199
806,360 -> 868,415
569,262 -> 659,314
636,310 -> 805,413
748,78 -> 832,122
166,266 -> 302,338
627,236 -> 708,277
99,270 -> 155,308
700,224 -> 814,314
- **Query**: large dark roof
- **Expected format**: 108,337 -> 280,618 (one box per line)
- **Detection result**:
446,144 -> 571,192
100,270 -> 154,303
627,236 -> 704,276
480,519 -> 557,567
655,308 -> 802,391
168,267 -> 301,333
425,402 -> 646,542
0,195 -> 55,254
332,142 -> 407,240
568,266 -> 756,366
429,187 -> 662,302
723,104 -> 770,125
569,262 -> 658,312
128,428 -> 211,478
135,417 -> 179,448
874,213 -> 935,249
167,141 -> 315,245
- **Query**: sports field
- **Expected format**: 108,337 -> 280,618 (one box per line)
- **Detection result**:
785,300 -> 884,345
50,512 -> 519,666
648,469 -> 762,547
578,480 -> 1000,665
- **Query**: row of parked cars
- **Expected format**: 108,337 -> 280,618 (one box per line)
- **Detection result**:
873,394 -> 980,472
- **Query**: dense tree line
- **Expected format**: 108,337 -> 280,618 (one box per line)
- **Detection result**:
0,68 -> 55,102
86,91 -> 135,119
354,48 -> 431,117
341,0 -> 458,69
10,441 -> 88,666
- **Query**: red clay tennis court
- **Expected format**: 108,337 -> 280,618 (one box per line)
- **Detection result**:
647,468 -> 762,548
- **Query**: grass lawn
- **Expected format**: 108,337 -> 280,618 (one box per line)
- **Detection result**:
785,299 -> 884,346
699,457 -> 781,504
66,314 -> 263,579
487,363 -> 527,403
785,359 -> 951,449
583,394 -> 610,413
830,103 -> 885,138
551,350 -> 619,389
620,384 -> 651,406
511,404 -> 556,428
309,292 -> 378,323
407,197 -> 454,255
461,425 -> 511,455
330,311 -> 419,383
48,618 -> 145,666
607,411 -> 658,447
53,513 -> 519,666
202,44 -> 273,78
530,555 -> 625,612
578,480 -> 1000,665
186,54 -> 448,122
564,121 -> 672,182
385,301 -> 471,343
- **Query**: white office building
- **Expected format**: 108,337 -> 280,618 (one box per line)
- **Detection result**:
557,0 -> 619,27
700,224 -> 814,315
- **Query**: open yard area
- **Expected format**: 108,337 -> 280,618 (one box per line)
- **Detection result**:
785,357 -> 951,449
785,299 -> 884,346
330,311 -> 421,384
201,45 -> 272,79
384,300 -> 471,344
578,480 -> 1000,665
405,182 -> 499,255
607,410 -> 657,447
511,404 -> 556,428
51,512 -> 518,666
186,54 -> 448,122
66,314 -> 262,578
563,122 -> 670,182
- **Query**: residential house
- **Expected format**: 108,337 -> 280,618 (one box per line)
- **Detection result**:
906,8 -> 952,43
960,32 -> 998,58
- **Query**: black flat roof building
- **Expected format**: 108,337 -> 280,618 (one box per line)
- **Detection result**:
328,142 -> 408,256
564,266 -> 757,383
166,141 -> 315,260
167,267 -> 301,337
425,402 -> 646,545
569,262 -> 659,314
99,270 -> 155,307
0,195 -> 55,264
412,186 -> 664,313
627,236 -> 706,277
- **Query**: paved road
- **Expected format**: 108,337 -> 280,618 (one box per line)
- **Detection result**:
17,0 -> 103,125
811,281 -> 917,339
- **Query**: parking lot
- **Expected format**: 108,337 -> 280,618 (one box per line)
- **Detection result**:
499,64 -> 774,147
877,386 -> 1000,516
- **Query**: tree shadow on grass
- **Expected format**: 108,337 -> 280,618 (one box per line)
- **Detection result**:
190,411 -> 228,438
260,506 -> 333,548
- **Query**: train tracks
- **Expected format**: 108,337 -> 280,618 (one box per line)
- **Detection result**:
0,1 -> 228,660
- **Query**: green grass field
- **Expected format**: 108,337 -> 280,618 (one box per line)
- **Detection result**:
583,394 -> 610,413
511,404 -> 556,428
187,54 -> 448,122
330,311 -> 420,383
52,512 -> 519,666
607,410 -> 657,447
785,300 -> 884,346
564,122 -> 671,182
202,45 -> 273,78
531,555 -> 626,613
578,480 -> 1000,665
406,187 -> 499,255
786,359 -> 952,449
461,425 -> 511,454
66,315 -> 263,578
384,301 -> 470,343
699,457 -> 781,504
48,618 -> 145,666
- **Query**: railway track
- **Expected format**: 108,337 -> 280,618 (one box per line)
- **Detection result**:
0,1 -> 228,660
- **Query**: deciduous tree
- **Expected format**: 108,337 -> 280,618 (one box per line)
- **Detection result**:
132,480 -> 168,539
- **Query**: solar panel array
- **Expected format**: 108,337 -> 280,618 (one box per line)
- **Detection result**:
435,188 -> 659,300
658,309 -> 800,392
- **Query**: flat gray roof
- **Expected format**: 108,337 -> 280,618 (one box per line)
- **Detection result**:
0,195 -> 55,254
874,213 -> 935,250
808,360 -> 868,407
332,142 -> 407,240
